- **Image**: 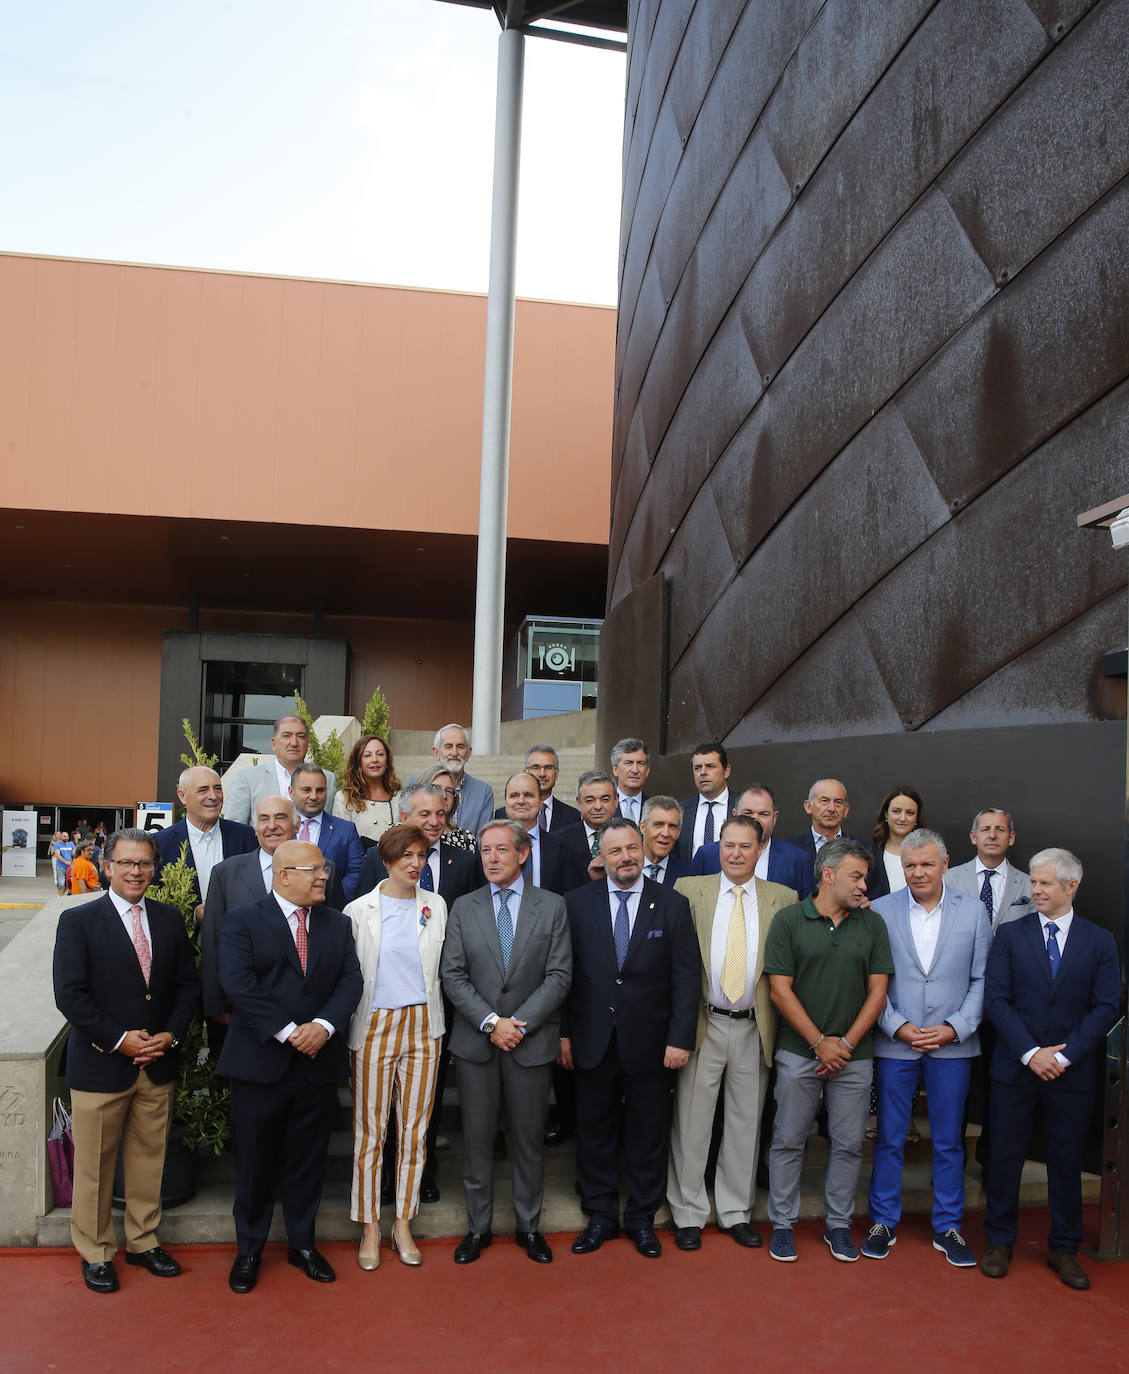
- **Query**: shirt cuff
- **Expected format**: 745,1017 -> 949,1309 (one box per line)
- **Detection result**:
275,1021 -> 298,1043
1020,1047 -> 1038,1066
112,1031 -> 127,1052
1054,1051 -> 1070,1067
479,1013 -> 498,1032
314,1018 -> 335,1039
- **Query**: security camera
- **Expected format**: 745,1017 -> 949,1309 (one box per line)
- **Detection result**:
1110,508 -> 1129,550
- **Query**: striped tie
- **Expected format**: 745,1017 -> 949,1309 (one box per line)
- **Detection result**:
720,886 -> 747,1003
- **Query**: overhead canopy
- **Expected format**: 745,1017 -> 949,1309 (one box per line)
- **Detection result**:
435,0 -> 627,43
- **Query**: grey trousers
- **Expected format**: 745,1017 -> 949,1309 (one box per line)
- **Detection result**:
454,1051 -> 551,1234
667,1013 -> 767,1229
767,1049 -> 871,1231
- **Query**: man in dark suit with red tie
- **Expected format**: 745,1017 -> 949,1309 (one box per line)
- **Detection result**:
980,848 -> 1119,1290
53,828 -> 200,1293
217,839 -> 362,1292
562,819 -> 699,1258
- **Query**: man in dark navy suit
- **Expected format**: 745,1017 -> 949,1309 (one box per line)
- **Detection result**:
555,770 -> 619,891
155,766 -> 257,920
690,785 -> 810,896
499,771 -> 569,894
562,818 -> 699,1258
783,778 -> 868,887
980,848 -> 1118,1290
493,745 -> 581,832
611,737 -> 651,826
53,828 -> 200,1293
639,795 -> 691,886
675,742 -> 735,865
289,764 -> 365,901
217,838 -> 362,1293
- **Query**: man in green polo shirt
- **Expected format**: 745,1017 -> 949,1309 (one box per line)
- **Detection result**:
764,836 -> 892,1263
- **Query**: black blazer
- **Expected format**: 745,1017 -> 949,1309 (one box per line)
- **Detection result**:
215,893 -> 362,1085
554,821 -> 601,892
200,850 -> 347,1017
493,797 -> 581,831
155,817 -> 258,904
357,840 -> 483,907
783,829 -> 870,896
985,911 -> 1119,1091
562,877 -> 699,1074
676,793 -> 737,864
53,894 -> 200,1092
647,854 -> 691,886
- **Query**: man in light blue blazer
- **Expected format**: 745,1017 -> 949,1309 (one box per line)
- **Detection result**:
222,715 -> 337,824
863,829 -> 991,1266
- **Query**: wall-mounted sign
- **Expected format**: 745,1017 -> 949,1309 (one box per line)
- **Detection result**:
2,810 -> 38,878
137,803 -> 174,833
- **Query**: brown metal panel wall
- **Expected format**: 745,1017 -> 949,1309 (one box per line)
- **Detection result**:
610,0 -> 1128,926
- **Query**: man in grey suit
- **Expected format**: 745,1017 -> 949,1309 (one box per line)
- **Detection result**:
862,830 -> 991,1266
222,715 -> 337,825
429,723 -> 495,834
946,807 -> 1033,930
439,819 -> 572,1265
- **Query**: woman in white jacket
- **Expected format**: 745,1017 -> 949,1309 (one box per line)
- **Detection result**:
345,823 -> 446,1271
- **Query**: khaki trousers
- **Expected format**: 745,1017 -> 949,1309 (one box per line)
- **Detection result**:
70,1068 -> 175,1262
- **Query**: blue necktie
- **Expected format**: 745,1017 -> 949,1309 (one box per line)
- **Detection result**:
1046,921 -> 1061,980
497,888 -> 514,972
419,849 -> 436,892
613,890 -> 631,970
703,801 -> 716,846
648,863 -> 660,881
979,869 -> 994,922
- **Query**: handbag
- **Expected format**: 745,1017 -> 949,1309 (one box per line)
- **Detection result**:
47,1097 -> 74,1207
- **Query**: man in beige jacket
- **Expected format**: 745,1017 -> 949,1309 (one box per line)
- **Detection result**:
668,815 -> 796,1251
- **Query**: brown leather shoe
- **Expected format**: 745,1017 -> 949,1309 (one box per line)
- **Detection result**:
980,1244 -> 1012,1278
1047,1249 -> 1090,1290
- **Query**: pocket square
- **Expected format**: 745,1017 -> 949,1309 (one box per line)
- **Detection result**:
646,928 -> 663,940
1011,896 -> 1032,906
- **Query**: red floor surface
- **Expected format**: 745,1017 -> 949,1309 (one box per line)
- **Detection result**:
5,1209 -> 1127,1374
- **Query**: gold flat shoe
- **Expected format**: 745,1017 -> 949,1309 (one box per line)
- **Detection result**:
391,1230 -> 422,1266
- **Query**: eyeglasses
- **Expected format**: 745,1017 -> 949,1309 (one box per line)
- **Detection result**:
280,864 -> 329,874
110,859 -> 155,872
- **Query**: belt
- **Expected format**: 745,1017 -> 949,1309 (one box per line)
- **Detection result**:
708,1004 -> 755,1020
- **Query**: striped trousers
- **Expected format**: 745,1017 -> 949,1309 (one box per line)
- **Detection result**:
351,1004 -> 439,1223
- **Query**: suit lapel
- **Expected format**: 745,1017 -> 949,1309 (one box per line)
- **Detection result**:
1050,915 -> 1085,996
929,890 -> 960,971
508,887 -> 540,971
621,881 -> 659,968
752,878 -> 780,979
691,878 -> 720,978
893,893 -> 926,976
101,898 -> 148,988
474,888 -> 507,978
1021,913 -> 1053,987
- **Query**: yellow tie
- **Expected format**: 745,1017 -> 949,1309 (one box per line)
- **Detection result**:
720,885 -> 746,1004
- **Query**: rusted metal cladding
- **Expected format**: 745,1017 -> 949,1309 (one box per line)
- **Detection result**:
606,0 -> 1129,928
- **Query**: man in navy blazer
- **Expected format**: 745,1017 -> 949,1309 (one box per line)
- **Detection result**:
289,764 -> 364,901
217,839 -> 362,1292
155,766 -> 257,917
562,819 -> 699,1258
980,848 -> 1119,1290
864,831 -> 991,1265
783,778 -> 869,894
53,828 -> 200,1293
639,795 -> 691,886
494,744 -> 581,831
554,770 -> 619,891
690,784 -> 810,896
610,736 -> 651,826
675,741 -> 734,864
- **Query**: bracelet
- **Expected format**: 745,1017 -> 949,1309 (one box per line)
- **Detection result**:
839,1034 -> 854,1051
809,1033 -> 824,1051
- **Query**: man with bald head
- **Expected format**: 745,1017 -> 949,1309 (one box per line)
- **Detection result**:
222,715 -> 337,825
155,766 -> 256,919
784,779 -> 869,891
217,838 -> 362,1292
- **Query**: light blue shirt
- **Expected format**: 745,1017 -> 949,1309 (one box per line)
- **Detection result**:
186,820 -> 220,900
606,875 -> 644,938
490,875 -> 525,936
370,893 -> 427,1011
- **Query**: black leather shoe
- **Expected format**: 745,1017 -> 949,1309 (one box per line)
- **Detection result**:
516,1230 -> 553,1263
630,1227 -> 663,1258
81,1260 -> 118,1294
420,1180 -> 441,1204
543,1122 -> 571,1146
1048,1250 -> 1090,1290
720,1222 -> 763,1249
571,1221 -> 619,1254
454,1231 -> 492,1264
125,1246 -> 182,1276
228,1254 -> 260,1293
287,1247 -> 336,1283
675,1226 -> 702,1251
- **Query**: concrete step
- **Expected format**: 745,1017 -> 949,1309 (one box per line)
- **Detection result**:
37,1126 -> 1097,1248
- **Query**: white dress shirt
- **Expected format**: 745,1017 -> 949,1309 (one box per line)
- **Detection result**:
975,858 -> 1012,918
692,790 -> 730,854
272,893 -> 335,1044
525,827 -> 542,886
275,759 -> 295,799
607,875 -> 644,938
708,877 -> 759,1011
258,847 -> 274,891
297,810 -> 323,846
186,820 -> 220,901
753,840 -> 772,882
1019,910 -> 1075,1068
883,849 -> 907,893
907,889 -> 944,970
644,854 -> 669,883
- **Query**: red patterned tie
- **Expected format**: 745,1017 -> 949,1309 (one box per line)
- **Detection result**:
129,904 -> 152,985
295,907 -> 309,974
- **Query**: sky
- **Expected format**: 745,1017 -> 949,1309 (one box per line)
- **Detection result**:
0,1 -> 626,304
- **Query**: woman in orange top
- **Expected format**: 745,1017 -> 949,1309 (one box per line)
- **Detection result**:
70,839 -> 101,894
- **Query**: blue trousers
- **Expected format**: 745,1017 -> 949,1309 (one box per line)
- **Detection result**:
869,1055 -> 971,1233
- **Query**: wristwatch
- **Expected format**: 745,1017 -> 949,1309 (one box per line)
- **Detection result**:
483,1014 -> 499,1034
